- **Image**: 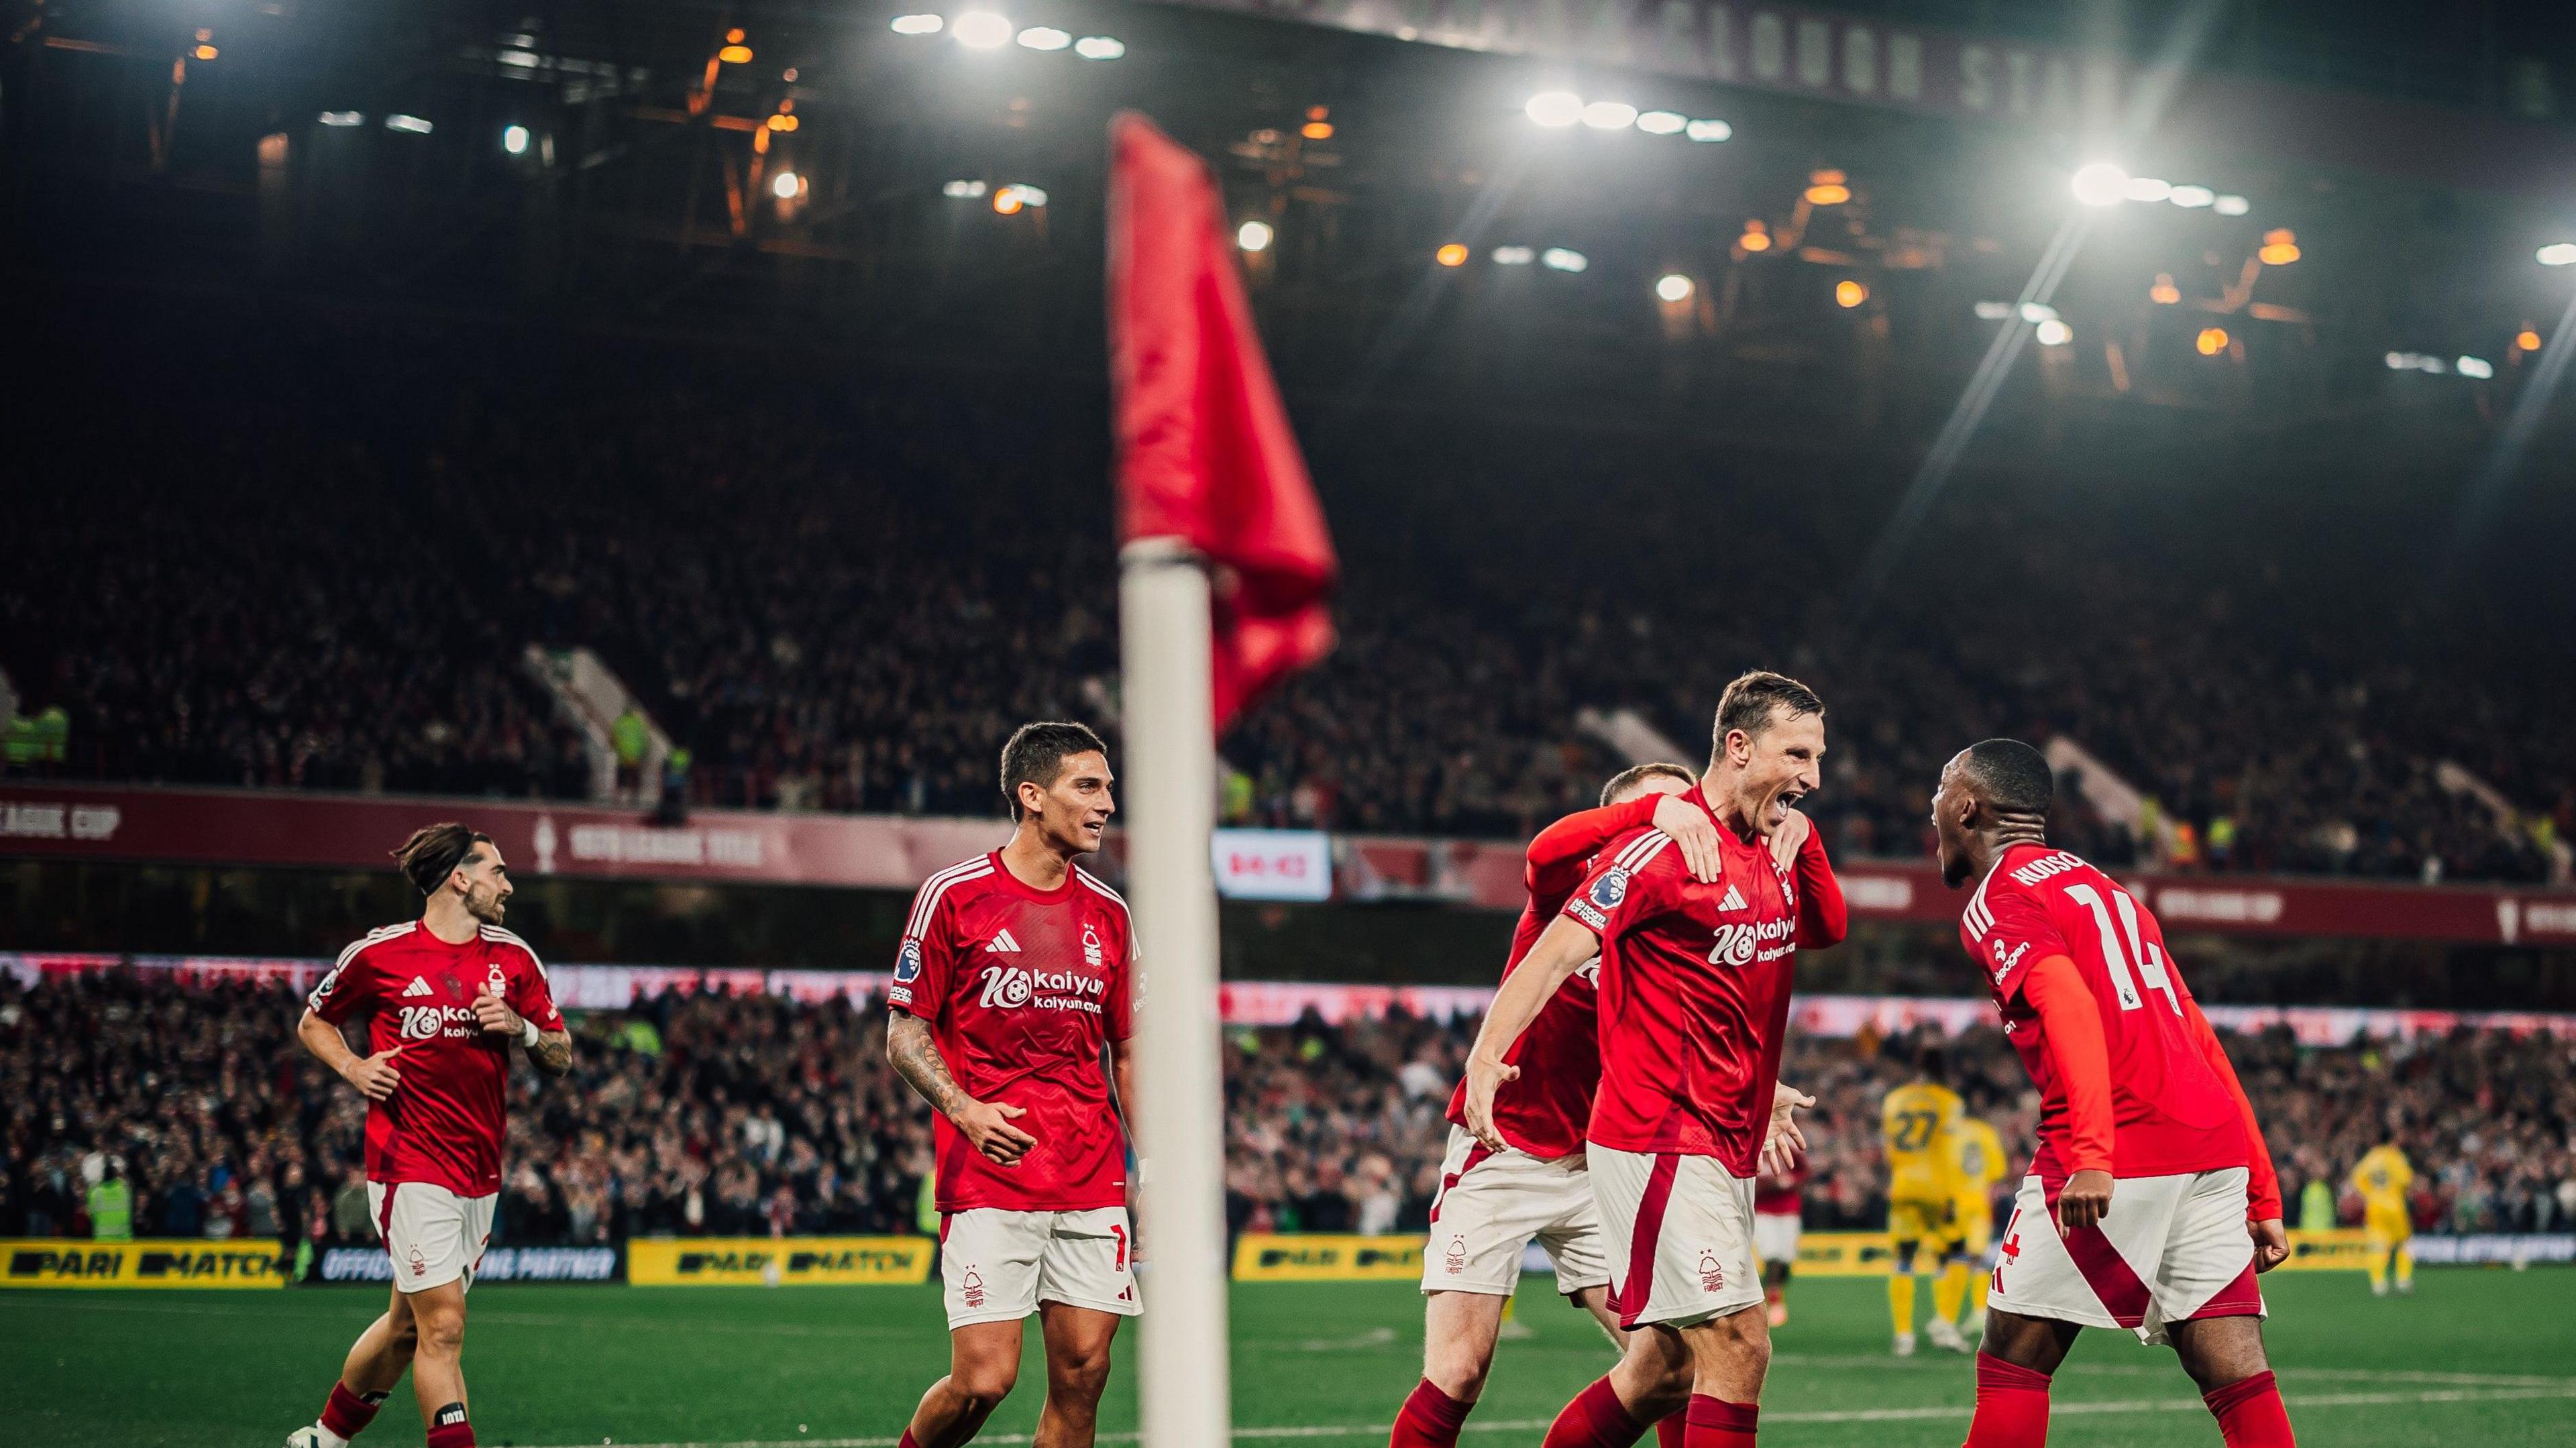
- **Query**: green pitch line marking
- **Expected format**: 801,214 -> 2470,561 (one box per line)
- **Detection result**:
533,1383 -> 2576,1448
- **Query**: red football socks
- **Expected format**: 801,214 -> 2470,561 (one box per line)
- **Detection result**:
1964,1353 -> 2053,1447
1541,1375 -> 1647,1448
319,1383 -> 383,1443
425,1403 -> 475,1448
2205,1370 -> 2296,1447
896,1433 -> 921,1448
1682,1394 -> 1757,1448
1389,1380 -> 1475,1448
1656,1412 -> 1688,1448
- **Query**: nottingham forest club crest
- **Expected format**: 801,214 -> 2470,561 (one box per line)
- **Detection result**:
1082,923 -> 1104,968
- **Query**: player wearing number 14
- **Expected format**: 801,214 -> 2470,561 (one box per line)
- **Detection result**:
1933,740 -> 2295,1448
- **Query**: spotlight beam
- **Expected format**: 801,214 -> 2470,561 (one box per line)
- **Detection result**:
1849,211 -> 2092,617
2433,282 -> 2576,590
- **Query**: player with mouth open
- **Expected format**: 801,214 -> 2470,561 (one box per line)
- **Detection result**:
1932,738 -> 2296,1448
1462,671 -> 1846,1448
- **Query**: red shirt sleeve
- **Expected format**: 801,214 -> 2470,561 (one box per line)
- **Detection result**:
2183,998 -> 2282,1219
1526,795 -> 1660,899
1560,828 -> 1679,938
1791,826 -> 1846,948
2021,954 -> 2115,1176
889,885 -> 959,1024
508,948 -> 564,1033
307,943 -> 379,1025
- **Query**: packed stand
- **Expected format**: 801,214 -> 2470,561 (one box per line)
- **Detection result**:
5,972 -> 2571,1253
5,325 -> 2567,879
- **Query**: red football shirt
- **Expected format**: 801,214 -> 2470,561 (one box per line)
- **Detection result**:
1444,793 -> 1664,1158
307,922 -> 564,1198
1958,842 -> 2244,1182
1754,1161 -> 1809,1217
1562,787 -> 1813,1176
890,852 -> 1135,1214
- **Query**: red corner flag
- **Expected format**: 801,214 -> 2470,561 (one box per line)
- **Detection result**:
1108,112 -> 1338,730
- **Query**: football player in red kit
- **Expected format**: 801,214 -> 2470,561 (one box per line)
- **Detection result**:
1933,738 -> 2295,1448
887,722 -> 1138,1448
1393,760 -> 1725,1448
286,824 -> 574,1448
1464,671 -> 1847,1448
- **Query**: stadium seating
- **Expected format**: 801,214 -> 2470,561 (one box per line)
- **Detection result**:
5,329 -> 2567,881
5,973 -> 2568,1249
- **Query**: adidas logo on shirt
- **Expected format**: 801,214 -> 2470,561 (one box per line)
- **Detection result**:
402,977 -> 435,999
1718,885 -> 1748,913
985,930 -> 1024,954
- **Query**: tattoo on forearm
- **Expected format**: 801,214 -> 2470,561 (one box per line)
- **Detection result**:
889,1015 -> 969,1118
529,1028 -> 574,1076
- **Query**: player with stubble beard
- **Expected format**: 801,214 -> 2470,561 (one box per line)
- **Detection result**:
886,722 -> 1139,1448
286,824 -> 574,1448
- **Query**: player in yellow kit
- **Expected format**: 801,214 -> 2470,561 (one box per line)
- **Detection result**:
1882,1045 -> 1965,1355
2351,1141 -> 2416,1296
1937,1113 -> 2011,1340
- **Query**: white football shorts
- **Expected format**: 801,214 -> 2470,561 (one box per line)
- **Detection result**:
1589,1146 -> 1763,1329
1420,1125 -> 1609,1297
940,1206 -> 1141,1329
367,1180 -> 496,1294
1987,1166 -> 2263,1345
1752,1210 -> 1802,1268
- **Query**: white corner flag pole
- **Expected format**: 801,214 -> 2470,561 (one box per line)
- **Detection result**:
1118,535 -> 1232,1448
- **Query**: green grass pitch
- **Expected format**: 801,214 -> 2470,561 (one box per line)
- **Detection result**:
5,1272 -> 2572,1447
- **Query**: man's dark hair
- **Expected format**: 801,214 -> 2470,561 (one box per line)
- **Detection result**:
1712,670 -> 1825,751
1962,738 -> 2054,817
394,823 -> 492,897
1000,721 -> 1110,820
1600,761 -> 1697,807
1917,1042 -> 1949,1084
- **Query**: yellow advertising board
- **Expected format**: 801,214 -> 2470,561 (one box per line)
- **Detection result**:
2,1239 -> 292,1289
626,1236 -> 932,1287
1232,1233 -> 1424,1282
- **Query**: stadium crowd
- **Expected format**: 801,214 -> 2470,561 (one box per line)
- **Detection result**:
5,339 -> 2568,881
4,972 -> 2571,1252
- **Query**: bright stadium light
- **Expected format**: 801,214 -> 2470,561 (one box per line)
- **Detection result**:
384,114 -> 433,134
1974,301 -> 2014,320
2457,355 -> 2495,379
1805,170 -> 1851,206
1580,101 -> 1638,131
1524,91 -> 1583,128
771,171 -> 801,199
2150,273 -> 2181,304
953,11 -> 1013,48
2259,228 -> 2301,265
1491,245 -> 1535,265
2019,302 -> 2059,324
891,13 -> 945,34
2197,326 -> 2230,355
1635,111 -> 1686,135
1073,36 -> 1124,59
2169,184 -> 2215,208
2071,162 -> 2129,207
1655,273 -> 1694,302
1236,219 -> 1274,252
2214,194 -> 2251,216
1540,247 -> 1588,272
2035,318 -> 2074,346
2539,243 -> 2576,267
502,125 -> 529,155
1835,279 -> 1868,308
2123,176 -> 2171,203
1684,118 -> 1732,142
942,179 -> 988,198
1435,242 -> 1468,267
319,111 -> 364,127
992,182 -> 1046,213
1016,26 -> 1071,50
